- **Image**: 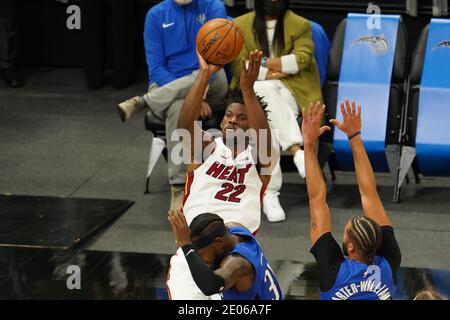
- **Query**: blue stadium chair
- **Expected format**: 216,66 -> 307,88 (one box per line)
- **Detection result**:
395,19 -> 450,202
323,15 -> 408,189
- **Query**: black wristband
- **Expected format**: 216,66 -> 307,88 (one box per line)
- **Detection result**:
348,131 -> 361,140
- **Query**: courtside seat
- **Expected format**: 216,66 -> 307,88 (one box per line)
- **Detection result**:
401,19 -> 450,179
323,17 -> 408,172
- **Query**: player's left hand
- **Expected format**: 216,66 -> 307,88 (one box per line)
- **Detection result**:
240,50 -> 262,92
168,209 -> 191,248
330,99 -> 362,138
301,101 -> 331,145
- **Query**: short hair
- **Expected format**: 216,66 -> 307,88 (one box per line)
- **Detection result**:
414,289 -> 445,300
347,216 -> 382,261
189,213 -> 225,240
223,89 -> 270,120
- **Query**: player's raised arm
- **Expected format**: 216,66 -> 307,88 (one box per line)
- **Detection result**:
330,100 -> 391,227
177,53 -> 222,161
302,102 -> 332,245
240,50 -> 272,171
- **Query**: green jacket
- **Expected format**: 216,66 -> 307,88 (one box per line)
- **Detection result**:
231,10 -> 323,110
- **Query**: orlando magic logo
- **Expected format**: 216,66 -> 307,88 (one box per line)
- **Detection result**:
351,35 -> 389,56
197,13 -> 206,25
432,40 -> 450,51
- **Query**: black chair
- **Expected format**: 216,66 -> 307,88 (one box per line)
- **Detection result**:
392,24 -> 430,201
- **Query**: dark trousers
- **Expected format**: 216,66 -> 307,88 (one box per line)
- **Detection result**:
0,0 -> 19,69
81,0 -> 136,88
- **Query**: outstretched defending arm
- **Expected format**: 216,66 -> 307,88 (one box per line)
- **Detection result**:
301,102 -> 332,245
330,100 -> 391,227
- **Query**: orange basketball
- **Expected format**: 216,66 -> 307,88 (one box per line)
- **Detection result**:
196,18 -> 244,66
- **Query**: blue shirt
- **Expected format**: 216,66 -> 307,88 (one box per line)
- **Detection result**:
221,226 -> 283,300
310,20 -> 330,87
144,0 -> 227,86
321,256 -> 396,300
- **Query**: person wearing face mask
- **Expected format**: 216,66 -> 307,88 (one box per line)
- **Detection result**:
231,0 -> 323,223
116,0 -> 228,210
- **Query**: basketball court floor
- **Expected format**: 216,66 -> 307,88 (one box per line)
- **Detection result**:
1,68 -> 450,299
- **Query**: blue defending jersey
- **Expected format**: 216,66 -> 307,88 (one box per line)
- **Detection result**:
221,227 -> 282,300
321,256 -> 396,300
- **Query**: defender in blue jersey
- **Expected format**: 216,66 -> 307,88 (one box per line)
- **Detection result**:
168,210 -> 282,300
301,100 -> 402,300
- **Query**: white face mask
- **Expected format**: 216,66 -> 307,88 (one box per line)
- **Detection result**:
174,0 -> 193,5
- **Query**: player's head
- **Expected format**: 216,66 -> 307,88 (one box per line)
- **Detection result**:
220,90 -> 269,137
342,216 -> 382,262
189,213 -> 233,269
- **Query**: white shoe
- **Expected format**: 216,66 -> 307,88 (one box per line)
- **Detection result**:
263,193 -> 286,223
117,96 -> 146,122
293,149 -> 306,178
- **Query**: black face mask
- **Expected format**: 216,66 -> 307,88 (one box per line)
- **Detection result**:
263,0 -> 283,18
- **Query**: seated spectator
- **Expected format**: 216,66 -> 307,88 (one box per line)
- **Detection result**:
0,0 -> 25,88
117,0 -> 228,209
231,0 -> 323,222
81,0 -> 137,90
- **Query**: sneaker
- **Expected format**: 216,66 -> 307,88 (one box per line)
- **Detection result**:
263,193 -> 286,222
293,149 -> 306,178
170,185 -> 185,210
117,96 -> 146,122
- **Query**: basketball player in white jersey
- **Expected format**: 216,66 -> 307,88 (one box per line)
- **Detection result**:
166,50 -> 274,299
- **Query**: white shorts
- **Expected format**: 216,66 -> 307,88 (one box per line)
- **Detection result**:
166,247 -> 222,300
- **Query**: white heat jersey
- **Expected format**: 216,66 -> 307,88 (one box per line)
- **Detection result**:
182,137 -> 265,233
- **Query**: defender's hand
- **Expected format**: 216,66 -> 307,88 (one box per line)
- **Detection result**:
330,99 -> 362,138
168,209 -> 191,248
301,101 -> 330,145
